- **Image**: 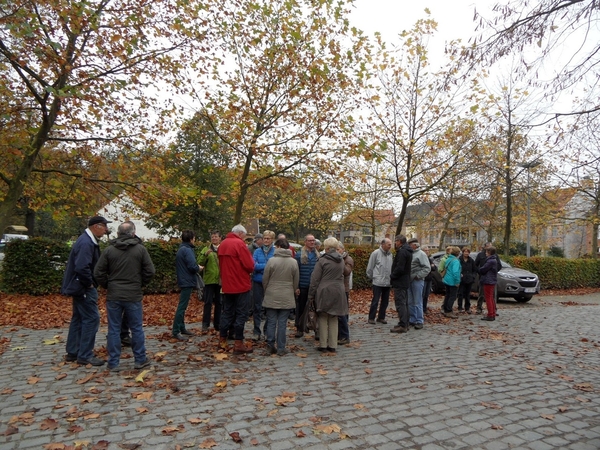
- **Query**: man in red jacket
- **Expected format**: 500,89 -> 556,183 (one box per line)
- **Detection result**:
218,224 -> 255,354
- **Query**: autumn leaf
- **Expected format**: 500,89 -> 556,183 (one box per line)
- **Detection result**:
558,406 -> 569,412
541,414 -> 555,420
43,444 -> 67,450
67,424 -> 84,434
84,413 -> 100,420
161,426 -> 180,435
132,392 -> 153,401
43,338 -> 61,345
198,438 -> 218,448
80,397 -> 97,404
55,373 -> 67,381
317,369 -> 328,375
364,368 -> 373,374
1,388 -> 14,394
74,440 -> 91,448
314,424 -> 342,434
28,376 -> 41,384
481,402 -> 502,410
22,393 -> 35,399
40,418 -> 59,430
213,353 -> 228,361
296,353 -> 307,358
3,425 -> 18,436
573,383 -> 593,392
354,404 -> 365,409
215,380 -> 227,388
188,418 -> 209,424
250,438 -> 259,446
135,370 -> 151,383
267,409 -> 279,417
229,432 -> 242,443
92,441 -> 110,449
296,429 -> 306,437
136,407 -> 148,414
76,373 -> 96,385
491,424 -> 503,430
231,378 -> 247,386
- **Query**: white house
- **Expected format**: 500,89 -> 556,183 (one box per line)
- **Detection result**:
97,194 -> 171,241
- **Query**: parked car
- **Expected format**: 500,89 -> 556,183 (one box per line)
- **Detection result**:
429,251 -> 540,302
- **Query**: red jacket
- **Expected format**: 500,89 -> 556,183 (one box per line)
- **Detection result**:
218,232 -> 255,294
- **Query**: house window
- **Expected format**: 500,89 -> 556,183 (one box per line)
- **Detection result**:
552,226 -> 559,237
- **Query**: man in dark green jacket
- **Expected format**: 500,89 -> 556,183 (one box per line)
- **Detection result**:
94,222 -> 155,371
198,230 -> 222,331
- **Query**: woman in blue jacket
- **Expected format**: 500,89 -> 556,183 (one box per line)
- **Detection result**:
442,246 -> 461,318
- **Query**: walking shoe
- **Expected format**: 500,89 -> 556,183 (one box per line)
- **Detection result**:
266,344 -> 277,355
294,331 -> 304,338
121,336 -> 132,347
173,333 -> 189,341
376,319 -> 388,324
277,349 -> 289,356
337,338 -> 349,346
444,312 -> 458,319
180,330 -> 194,336
288,313 -> 296,321
252,334 -> 262,342
476,309 -> 483,314
317,347 -> 327,352
481,316 -> 495,321
390,326 -> 407,333
466,309 -> 472,314
326,347 -> 336,353
368,319 -> 376,325
77,357 -> 105,366
65,354 -> 77,362
134,359 -> 152,369
457,307 -> 464,312
233,340 -> 253,355
108,365 -> 123,372
409,322 -> 416,327
414,323 -> 423,330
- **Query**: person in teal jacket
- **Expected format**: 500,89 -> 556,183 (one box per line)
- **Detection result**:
198,231 -> 222,331
442,247 -> 461,318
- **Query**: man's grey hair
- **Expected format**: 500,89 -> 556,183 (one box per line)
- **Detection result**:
381,238 -> 392,246
232,224 -> 247,234
394,235 -> 407,244
117,221 -> 135,237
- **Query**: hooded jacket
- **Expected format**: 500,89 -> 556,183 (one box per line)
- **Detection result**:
218,232 -> 255,294
94,235 -> 155,302
442,254 -> 461,287
198,244 -> 220,285
262,248 -> 299,310
308,251 -> 348,316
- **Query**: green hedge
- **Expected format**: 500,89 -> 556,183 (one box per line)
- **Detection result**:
2,239 -> 599,295
510,256 -> 600,290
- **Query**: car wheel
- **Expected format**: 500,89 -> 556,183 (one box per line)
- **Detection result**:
516,295 -> 533,303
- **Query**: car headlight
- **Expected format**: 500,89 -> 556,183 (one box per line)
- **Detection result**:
499,272 -> 516,279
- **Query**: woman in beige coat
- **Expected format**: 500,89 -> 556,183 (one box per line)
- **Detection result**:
262,239 -> 299,355
308,237 -> 348,353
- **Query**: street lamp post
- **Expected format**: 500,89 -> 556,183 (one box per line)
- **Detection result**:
518,159 -> 541,257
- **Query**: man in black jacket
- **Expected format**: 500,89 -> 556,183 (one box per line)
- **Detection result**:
390,235 -> 413,333
94,222 -> 155,371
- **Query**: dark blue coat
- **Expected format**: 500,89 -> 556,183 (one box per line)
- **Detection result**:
61,231 -> 101,296
295,248 -> 319,289
478,255 -> 498,285
176,242 -> 199,288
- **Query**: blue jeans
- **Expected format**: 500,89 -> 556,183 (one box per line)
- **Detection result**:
265,308 -> 290,351
338,292 -> 350,340
252,282 -> 264,336
107,301 -> 146,368
408,279 -> 424,325
173,287 -> 192,335
220,291 -> 250,340
368,285 -> 390,321
202,284 -> 222,330
66,287 -> 100,361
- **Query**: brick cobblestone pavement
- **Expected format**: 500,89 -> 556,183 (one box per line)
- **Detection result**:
0,299 -> 599,449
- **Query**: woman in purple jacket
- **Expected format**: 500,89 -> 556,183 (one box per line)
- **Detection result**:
478,246 -> 498,321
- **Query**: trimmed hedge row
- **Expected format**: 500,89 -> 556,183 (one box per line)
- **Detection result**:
2,239 -> 599,295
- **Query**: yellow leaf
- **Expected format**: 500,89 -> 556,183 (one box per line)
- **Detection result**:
73,440 -> 90,447
11,346 -> 26,351
43,338 -> 61,345
213,353 -> 228,361
215,380 -> 227,388
188,418 -> 209,424
135,370 -> 151,383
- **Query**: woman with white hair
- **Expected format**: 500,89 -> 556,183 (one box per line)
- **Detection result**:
308,237 -> 347,353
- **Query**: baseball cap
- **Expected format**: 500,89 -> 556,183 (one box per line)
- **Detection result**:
88,216 -> 112,227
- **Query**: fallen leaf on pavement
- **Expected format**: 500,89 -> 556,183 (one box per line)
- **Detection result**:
198,438 -> 218,448
188,418 -> 209,424
229,432 -> 242,443
3,425 -> 18,436
250,438 -> 259,446
135,370 -> 150,383
40,418 -> 59,430
28,376 -> 41,384
92,441 -> 110,450
491,424 -> 503,430
296,429 -> 306,437
22,393 -> 35,399
541,414 -> 555,420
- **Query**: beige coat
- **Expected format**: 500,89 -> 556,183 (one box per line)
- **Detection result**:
262,248 -> 299,310
308,250 -> 348,316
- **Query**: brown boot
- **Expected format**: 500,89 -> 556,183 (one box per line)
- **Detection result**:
233,340 -> 253,355
218,337 -> 229,350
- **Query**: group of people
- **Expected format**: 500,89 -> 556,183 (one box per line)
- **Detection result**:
61,217 -> 498,369
62,217 -> 155,371
367,237 -> 500,332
